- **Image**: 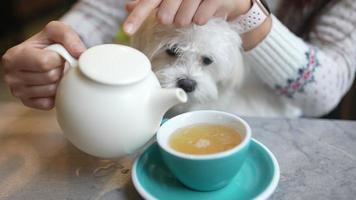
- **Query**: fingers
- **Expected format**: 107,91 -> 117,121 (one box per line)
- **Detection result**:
43,21 -> 86,58
17,67 -> 63,85
5,66 -> 60,110
124,0 -> 229,31
124,0 -> 161,35
21,97 -> 55,110
11,84 -> 58,99
194,0 -> 220,25
3,69 -> 62,88
157,0 -> 182,25
3,46 -> 63,72
2,21 -> 83,74
174,0 -> 202,27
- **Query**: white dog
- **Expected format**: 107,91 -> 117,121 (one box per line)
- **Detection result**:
132,15 -> 301,118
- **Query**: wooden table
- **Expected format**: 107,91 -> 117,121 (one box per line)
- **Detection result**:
0,102 -> 356,200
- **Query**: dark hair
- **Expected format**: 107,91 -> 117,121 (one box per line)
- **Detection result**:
277,0 -> 336,40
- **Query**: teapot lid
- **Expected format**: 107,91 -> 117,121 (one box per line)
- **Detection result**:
78,44 -> 151,85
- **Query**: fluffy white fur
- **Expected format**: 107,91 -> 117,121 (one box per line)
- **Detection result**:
132,15 -> 301,118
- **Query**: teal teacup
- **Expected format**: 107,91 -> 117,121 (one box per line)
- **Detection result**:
157,110 -> 251,191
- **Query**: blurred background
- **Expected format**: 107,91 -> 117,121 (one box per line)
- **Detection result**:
0,0 -> 355,119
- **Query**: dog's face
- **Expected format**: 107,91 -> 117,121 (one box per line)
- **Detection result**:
132,17 -> 244,108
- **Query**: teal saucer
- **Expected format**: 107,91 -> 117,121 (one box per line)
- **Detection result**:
132,139 -> 280,200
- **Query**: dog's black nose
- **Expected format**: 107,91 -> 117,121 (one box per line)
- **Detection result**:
177,79 -> 197,93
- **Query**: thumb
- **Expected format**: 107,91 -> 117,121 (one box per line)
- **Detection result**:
42,21 -> 86,58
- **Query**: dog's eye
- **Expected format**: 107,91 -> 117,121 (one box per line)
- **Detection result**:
166,45 -> 181,57
202,56 -> 213,66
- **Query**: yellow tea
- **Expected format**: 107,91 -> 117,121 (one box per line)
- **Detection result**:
169,123 -> 242,155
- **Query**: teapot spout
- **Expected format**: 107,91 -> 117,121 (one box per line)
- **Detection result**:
151,88 -> 188,118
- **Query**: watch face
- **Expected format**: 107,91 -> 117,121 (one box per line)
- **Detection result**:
260,0 -> 271,14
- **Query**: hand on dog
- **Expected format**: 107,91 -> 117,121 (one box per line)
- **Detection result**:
124,0 -> 252,35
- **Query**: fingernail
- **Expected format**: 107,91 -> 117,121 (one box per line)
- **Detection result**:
72,43 -> 86,53
70,43 -> 86,56
125,22 -> 135,35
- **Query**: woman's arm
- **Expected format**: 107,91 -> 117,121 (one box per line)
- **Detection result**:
244,0 -> 356,117
60,0 -> 128,47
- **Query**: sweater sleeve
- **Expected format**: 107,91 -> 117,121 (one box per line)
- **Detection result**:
60,0 -> 128,47
244,0 -> 356,117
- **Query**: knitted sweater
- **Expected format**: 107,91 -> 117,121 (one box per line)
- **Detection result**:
61,0 -> 356,117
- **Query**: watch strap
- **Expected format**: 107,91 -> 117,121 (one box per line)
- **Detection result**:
234,0 -> 269,34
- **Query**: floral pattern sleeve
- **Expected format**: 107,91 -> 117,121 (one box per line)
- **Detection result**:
244,0 -> 356,117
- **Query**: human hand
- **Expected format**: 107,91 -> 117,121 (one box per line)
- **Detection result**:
1,21 -> 86,110
123,0 -> 252,35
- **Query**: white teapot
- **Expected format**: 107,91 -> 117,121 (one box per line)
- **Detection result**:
46,44 -> 187,158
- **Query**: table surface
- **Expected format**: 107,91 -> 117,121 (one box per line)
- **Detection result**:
0,102 -> 356,200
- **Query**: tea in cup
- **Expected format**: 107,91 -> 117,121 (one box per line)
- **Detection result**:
169,123 -> 243,155
157,110 -> 252,191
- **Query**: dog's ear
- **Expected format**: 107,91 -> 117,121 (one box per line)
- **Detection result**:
218,23 -> 245,90
223,35 -> 246,90
222,50 -> 246,91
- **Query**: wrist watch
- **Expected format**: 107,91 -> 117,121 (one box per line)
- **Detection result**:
234,0 -> 271,34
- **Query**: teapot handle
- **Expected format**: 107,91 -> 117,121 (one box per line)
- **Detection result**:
45,44 -> 79,67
